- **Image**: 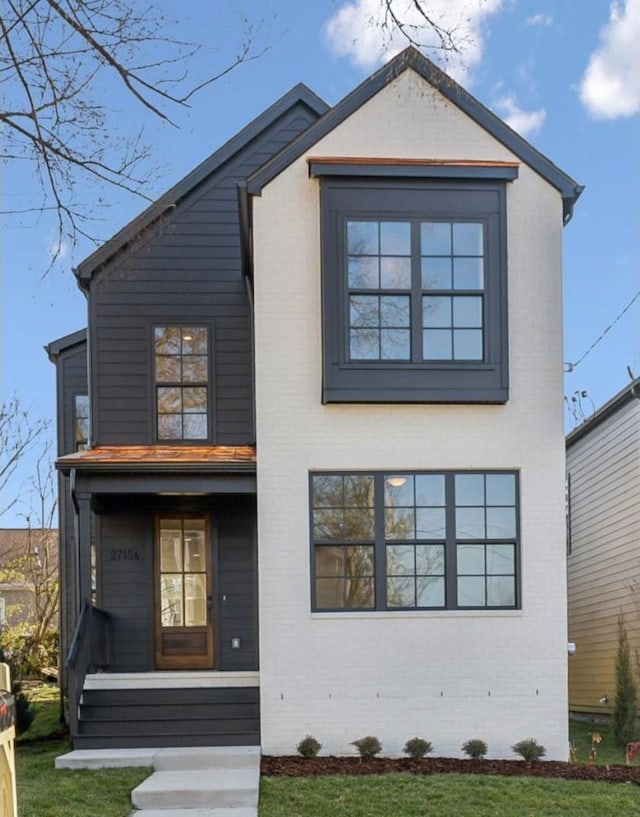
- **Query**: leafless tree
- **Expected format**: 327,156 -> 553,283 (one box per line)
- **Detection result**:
1,0 -> 264,258
0,397 -> 51,518
379,0 -> 466,56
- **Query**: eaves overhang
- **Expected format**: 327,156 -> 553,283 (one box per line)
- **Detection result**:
566,378 -> 640,448
73,84 -> 328,288
247,47 -> 583,223
45,328 -> 87,363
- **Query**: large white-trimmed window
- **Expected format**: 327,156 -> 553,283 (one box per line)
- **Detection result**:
310,471 -> 519,611
154,326 -> 209,440
317,172 -> 513,403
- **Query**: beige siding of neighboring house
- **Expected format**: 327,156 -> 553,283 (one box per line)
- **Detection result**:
567,392 -> 640,715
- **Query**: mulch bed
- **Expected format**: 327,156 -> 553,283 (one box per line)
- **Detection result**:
261,755 -> 640,784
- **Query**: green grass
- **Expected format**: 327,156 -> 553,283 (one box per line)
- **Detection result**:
14,690 -> 150,817
16,741 -> 150,817
569,718 -> 629,765
260,773 -> 640,817
11,694 -> 638,816
19,683 -> 62,741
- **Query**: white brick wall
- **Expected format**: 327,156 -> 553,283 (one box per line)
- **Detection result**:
253,69 -> 568,759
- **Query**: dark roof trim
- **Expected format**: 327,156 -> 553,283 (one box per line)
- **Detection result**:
247,47 -> 583,223
566,378 -> 640,447
74,83 -> 329,285
57,458 -> 256,475
45,328 -> 87,362
309,157 -> 519,182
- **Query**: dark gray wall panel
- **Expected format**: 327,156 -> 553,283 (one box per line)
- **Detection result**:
98,512 -> 154,671
90,102 -> 319,447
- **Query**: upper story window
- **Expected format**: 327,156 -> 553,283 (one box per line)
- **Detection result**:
318,172 -> 513,403
74,394 -> 90,450
154,326 -> 209,441
310,470 -> 519,612
347,219 -> 485,363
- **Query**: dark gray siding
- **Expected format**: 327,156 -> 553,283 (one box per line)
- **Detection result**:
96,496 -> 258,672
52,341 -> 88,680
90,105 -> 319,446
215,497 -> 258,670
98,512 -> 154,671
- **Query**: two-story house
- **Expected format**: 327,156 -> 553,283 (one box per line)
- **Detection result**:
48,48 -> 582,759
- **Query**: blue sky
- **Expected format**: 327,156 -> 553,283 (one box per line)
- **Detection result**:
1,0 -> 638,523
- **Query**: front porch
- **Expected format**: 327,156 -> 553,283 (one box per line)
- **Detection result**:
72,670 -> 260,750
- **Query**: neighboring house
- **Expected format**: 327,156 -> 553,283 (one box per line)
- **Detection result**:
0,529 -> 58,628
47,48 -> 582,758
566,379 -> 640,717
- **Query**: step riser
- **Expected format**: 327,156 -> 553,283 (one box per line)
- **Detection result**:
80,703 -> 259,720
132,789 -> 257,810
73,733 -> 259,750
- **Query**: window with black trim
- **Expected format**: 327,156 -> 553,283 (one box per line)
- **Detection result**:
310,471 -> 519,611
319,177 -> 510,403
74,394 -> 90,450
154,326 -> 209,440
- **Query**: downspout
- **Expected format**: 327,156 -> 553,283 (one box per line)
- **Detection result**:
69,468 -> 81,616
237,181 -> 256,445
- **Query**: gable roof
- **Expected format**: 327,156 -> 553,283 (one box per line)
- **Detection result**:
247,47 -> 583,223
566,378 -> 640,447
74,83 -> 329,286
45,328 -> 87,362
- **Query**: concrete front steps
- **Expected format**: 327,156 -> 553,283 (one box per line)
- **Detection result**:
55,745 -> 260,816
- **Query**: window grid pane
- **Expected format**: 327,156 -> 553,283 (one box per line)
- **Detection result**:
454,473 -> 517,608
421,221 -> 485,362
155,325 -> 209,440
347,220 -> 411,362
311,472 -> 517,611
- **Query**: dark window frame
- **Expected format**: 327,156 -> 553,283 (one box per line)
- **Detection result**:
152,324 -> 213,443
73,393 -> 90,451
309,470 -> 520,612
319,177 -> 510,403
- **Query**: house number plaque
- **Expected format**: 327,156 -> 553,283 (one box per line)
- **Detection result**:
108,548 -> 141,561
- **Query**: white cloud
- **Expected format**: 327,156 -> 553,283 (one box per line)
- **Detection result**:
579,0 -> 640,119
494,94 -> 546,138
324,0 -> 506,81
525,13 -> 554,27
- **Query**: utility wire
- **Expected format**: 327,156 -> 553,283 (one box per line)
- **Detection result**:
565,289 -> 640,372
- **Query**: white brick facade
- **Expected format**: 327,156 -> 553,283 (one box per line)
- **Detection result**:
253,69 -> 569,759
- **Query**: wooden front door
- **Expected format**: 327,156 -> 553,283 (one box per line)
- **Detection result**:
155,516 -> 213,669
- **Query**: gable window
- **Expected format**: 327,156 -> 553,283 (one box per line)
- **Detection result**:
154,326 -> 209,440
310,471 -> 519,611
318,173 -> 513,403
74,394 -> 90,450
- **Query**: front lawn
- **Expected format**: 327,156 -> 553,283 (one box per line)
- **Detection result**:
260,772 -> 640,817
12,692 -> 638,816
15,688 -> 150,817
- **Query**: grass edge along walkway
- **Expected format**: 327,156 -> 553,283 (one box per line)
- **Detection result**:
260,771 -> 640,817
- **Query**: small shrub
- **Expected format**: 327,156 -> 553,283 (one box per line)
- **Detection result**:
352,735 -> 382,759
512,738 -> 546,762
296,735 -> 321,758
461,738 -> 488,759
613,615 -> 638,748
0,645 -> 35,734
403,737 -> 432,759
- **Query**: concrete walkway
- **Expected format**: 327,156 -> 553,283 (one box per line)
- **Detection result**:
55,745 -> 261,816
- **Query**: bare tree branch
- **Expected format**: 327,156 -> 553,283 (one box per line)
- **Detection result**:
1,0 -> 264,261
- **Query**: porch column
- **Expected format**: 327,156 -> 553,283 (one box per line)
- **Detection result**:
75,491 -> 92,611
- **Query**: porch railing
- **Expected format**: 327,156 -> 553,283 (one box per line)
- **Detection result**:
66,602 -> 110,739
